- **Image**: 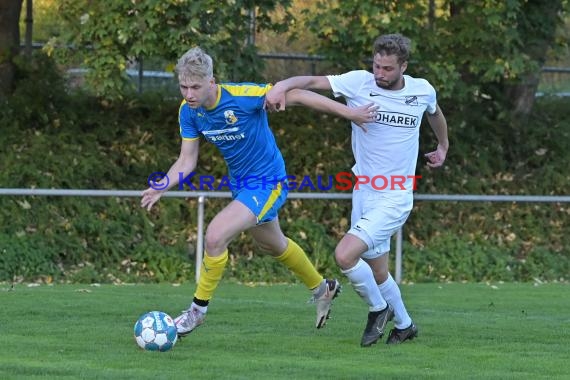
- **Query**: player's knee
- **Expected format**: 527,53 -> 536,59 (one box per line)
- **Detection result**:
334,248 -> 355,270
204,229 -> 228,255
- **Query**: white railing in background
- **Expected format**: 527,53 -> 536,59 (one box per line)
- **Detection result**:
1,188 -> 570,284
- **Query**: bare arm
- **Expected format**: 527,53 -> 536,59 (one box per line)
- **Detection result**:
424,104 -> 449,168
141,138 -> 200,211
266,76 -> 332,111
285,89 -> 377,129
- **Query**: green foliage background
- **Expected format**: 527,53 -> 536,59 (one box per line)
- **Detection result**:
37,0 -> 570,109
44,0 -> 294,99
0,53 -> 568,284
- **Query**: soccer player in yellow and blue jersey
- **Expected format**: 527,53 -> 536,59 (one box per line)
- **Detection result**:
140,46 -> 377,336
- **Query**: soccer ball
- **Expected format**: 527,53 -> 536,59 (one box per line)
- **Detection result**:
134,311 -> 178,352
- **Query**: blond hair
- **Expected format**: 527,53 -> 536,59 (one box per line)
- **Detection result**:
175,47 -> 213,81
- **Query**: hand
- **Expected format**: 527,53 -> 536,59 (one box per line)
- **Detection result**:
424,144 -> 448,168
350,103 -> 379,133
265,85 -> 287,112
141,187 -> 164,211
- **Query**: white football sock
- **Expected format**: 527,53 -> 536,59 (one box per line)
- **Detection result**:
342,259 -> 387,312
378,273 -> 412,329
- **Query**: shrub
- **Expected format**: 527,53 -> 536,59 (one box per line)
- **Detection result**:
1,64 -> 568,283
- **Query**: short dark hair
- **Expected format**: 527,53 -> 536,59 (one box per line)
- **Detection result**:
373,34 -> 411,64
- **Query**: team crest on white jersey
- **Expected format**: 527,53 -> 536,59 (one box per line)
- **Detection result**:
224,110 -> 238,125
405,96 -> 419,106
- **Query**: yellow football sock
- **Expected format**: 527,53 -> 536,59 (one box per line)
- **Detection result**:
194,250 -> 228,301
275,238 -> 323,289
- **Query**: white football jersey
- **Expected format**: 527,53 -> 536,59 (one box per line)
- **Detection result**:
327,71 -> 437,192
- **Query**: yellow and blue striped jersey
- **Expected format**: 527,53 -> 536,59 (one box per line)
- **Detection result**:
178,83 -> 286,184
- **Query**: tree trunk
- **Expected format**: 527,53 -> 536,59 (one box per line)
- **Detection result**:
505,73 -> 541,123
0,0 -> 24,98
505,0 -> 564,120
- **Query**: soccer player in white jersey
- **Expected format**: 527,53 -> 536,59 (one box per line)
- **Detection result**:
266,34 -> 449,346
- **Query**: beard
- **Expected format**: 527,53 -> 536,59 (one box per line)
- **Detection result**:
375,78 -> 400,90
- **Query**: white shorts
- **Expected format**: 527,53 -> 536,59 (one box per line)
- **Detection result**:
347,190 -> 413,259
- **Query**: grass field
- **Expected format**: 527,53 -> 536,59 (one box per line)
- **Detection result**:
1,282 -> 568,380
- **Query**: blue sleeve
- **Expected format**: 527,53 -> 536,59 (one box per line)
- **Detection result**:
178,101 -> 199,140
